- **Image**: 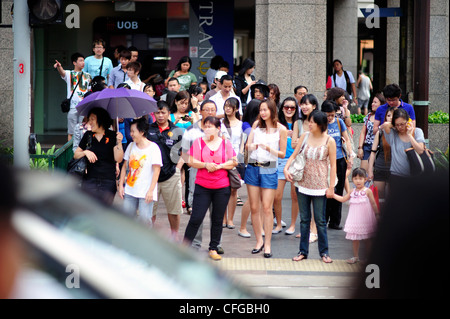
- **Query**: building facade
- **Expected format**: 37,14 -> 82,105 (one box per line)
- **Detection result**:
0,0 -> 448,148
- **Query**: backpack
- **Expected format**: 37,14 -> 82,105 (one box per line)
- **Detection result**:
333,71 -> 352,96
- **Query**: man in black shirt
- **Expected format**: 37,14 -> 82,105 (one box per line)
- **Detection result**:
147,101 -> 184,239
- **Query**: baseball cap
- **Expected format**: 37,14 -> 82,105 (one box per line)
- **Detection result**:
214,70 -> 228,80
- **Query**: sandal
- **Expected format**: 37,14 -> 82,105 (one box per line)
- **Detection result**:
346,257 -> 360,264
236,197 -> 244,206
292,253 -> 307,262
321,254 -> 333,263
309,233 -> 318,243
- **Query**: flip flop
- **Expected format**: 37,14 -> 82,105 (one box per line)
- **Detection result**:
292,253 -> 307,262
236,197 -> 244,206
321,254 -> 333,263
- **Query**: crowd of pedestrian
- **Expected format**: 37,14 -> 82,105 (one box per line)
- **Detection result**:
57,39 -> 428,263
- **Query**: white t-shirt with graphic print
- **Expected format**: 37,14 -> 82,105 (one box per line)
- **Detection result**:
62,70 -> 92,109
124,142 -> 163,200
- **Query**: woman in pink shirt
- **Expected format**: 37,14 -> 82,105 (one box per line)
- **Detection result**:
183,116 -> 237,260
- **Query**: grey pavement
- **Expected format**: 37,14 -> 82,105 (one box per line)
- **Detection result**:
115,180 -> 367,299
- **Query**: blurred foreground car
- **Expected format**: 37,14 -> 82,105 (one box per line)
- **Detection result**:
10,170 -> 260,299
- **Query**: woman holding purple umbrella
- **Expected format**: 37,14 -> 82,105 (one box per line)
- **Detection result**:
74,107 -> 124,205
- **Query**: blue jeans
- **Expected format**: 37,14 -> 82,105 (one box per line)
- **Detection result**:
123,194 -> 154,225
296,191 -> 329,258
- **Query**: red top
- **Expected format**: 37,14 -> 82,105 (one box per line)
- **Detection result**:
189,137 -> 236,189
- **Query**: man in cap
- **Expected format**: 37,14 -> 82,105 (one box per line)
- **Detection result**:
210,74 -> 242,118
204,70 -> 228,101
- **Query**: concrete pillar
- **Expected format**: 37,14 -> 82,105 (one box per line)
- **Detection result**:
0,0 -> 14,148
385,0 -> 400,85
333,0 -> 358,79
429,0 -> 449,113
255,0 -> 327,99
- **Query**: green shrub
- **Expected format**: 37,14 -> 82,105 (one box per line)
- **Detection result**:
350,114 -> 365,123
29,143 -> 56,170
350,111 -> 449,124
0,139 -> 13,156
428,111 -> 449,124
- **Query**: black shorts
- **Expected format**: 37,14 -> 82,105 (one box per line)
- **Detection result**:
373,168 -> 390,182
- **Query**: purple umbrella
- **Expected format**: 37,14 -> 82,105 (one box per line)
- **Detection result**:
76,87 -> 158,118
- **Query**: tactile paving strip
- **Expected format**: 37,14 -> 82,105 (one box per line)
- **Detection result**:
215,258 -> 362,273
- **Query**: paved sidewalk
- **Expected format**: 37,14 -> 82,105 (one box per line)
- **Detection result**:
115,182 -> 367,299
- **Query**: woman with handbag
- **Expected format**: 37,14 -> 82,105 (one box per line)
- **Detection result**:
290,94 -> 320,241
245,99 -> 287,258
73,107 -> 124,205
220,97 -> 243,229
183,116 -> 237,261
284,110 -> 337,263
380,108 -> 426,188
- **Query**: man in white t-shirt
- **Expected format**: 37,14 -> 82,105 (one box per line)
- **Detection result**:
54,53 -> 92,141
210,74 -> 242,118
125,61 -> 144,91
331,59 -> 358,106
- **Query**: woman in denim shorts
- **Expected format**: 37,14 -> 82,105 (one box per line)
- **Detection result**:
244,99 -> 287,258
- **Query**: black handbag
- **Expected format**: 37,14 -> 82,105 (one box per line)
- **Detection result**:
405,146 -> 436,176
67,132 -> 92,177
61,72 -> 83,113
67,156 -> 88,177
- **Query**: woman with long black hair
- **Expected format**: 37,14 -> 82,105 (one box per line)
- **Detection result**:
165,56 -> 197,91
74,107 -> 124,205
245,99 -> 287,258
220,97 -> 243,229
234,58 -> 257,113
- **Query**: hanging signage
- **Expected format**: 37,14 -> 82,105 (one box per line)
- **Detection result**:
189,0 -> 234,81
93,17 -> 166,36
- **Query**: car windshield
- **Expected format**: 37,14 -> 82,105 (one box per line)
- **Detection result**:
14,171 -> 255,299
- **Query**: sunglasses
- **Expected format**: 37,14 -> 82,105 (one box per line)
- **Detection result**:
283,106 -> 296,111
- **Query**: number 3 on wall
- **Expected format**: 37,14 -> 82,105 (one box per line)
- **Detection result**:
18,63 -> 24,74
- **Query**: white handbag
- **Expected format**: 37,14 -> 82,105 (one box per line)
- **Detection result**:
287,132 -> 309,182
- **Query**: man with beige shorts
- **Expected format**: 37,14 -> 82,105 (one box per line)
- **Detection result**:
148,101 -> 184,239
